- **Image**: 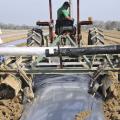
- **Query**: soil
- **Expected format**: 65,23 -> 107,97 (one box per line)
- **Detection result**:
0,95 -> 23,120
104,83 -> 120,120
104,72 -> 120,120
75,111 -> 91,120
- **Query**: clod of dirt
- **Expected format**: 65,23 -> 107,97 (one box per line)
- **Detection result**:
0,95 -> 23,120
75,111 -> 91,120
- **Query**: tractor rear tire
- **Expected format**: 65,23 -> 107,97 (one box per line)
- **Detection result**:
88,27 -> 104,45
27,27 -> 43,47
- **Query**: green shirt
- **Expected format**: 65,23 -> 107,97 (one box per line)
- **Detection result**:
57,6 -> 70,20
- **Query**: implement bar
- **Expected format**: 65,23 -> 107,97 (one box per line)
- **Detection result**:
0,45 -> 119,56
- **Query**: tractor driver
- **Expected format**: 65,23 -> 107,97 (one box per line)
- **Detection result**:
56,1 -> 75,36
57,1 -> 72,21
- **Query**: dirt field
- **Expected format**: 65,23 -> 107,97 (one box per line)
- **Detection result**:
104,30 -> 120,45
104,83 -> 120,120
1,30 -> 27,43
1,30 -> 27,35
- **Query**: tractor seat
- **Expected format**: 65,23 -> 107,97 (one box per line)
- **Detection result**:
55,19 -> 74,35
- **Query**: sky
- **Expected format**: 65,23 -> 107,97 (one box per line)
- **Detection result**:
0,0 -> 120,25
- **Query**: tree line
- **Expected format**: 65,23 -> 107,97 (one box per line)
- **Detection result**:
83,21 -> 120,31
0,23 -> 32,30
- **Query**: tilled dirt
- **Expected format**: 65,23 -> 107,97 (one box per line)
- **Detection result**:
104,83 -> 120,120
0,96 -> 23,120
75,111 -> 91,120
104,72 -> 120,120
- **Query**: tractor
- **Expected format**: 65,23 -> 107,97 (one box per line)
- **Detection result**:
0,0 -> 119,120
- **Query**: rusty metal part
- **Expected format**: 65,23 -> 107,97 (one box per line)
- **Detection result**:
36,0 -> 54,44
76,0 -> 93,46
69,0 -> 72,17
49,0 -> 53,43
79,21 -> 93,25
49,0 -> 53,21
36,21 -> 50,26
77,0 -> 80,46
57,43 -> 63,69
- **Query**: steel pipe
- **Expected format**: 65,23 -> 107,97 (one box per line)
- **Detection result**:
77,0 -> 80,45
49,0 -> 53,43
0,47 -> 72,56
0,45 -> 119,56
46,45 -> 120,57
49,0 -> 53,21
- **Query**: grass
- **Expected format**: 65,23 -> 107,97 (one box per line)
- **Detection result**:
0,29 -> 28,43
2,34 -> 27,43
1,29 -> 28,35
17,43 -> 27,47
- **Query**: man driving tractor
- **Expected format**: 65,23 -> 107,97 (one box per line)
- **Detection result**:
55,1 -> 75,36
57,1 -> 72,20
